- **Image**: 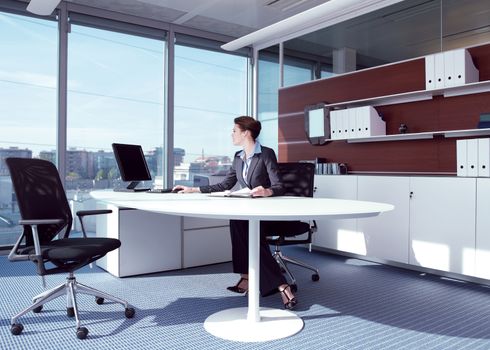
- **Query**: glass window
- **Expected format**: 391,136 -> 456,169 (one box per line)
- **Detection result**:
67,24 -> 165,195
283,56 -> 314,87
282,0 -> 442,74
0,12 -> 58,247
442,0 -> 490,51
321,65 -> 335,79
257,49 -> 279,154
173,38 -> 249,187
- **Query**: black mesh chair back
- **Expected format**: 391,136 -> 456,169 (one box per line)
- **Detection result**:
6,157 -> 72,246
278,162 -> 315,198
5,157 -> 134,339
267,162 -> 319,291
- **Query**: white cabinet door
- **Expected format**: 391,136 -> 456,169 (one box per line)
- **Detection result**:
96,205 -> 182,277
183,217 -> 231,268
358,176 -> 410,263
313,175 -> 360,254
183,217 -> 228,230
409,177 -> 476,275
475,178 -> 490,279
183,227 -> 231,268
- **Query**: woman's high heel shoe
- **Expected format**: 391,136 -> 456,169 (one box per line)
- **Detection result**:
279,284 -> 297,310
227,277 -> 248,294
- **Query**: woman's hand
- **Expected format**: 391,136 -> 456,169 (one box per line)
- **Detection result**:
250,186 -> 273,197
172,185 -> 200,193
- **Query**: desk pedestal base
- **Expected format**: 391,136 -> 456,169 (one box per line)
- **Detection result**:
204,307 -> 303,342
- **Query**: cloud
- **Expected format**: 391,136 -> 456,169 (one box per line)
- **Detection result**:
0,69 -> 56,89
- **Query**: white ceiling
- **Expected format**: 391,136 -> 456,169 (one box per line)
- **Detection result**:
285,0 -> 490,67
17,0 -> 490,65
64,0 -> 332,39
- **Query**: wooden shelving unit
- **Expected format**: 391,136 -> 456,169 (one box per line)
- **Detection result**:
325,80 -> 490,110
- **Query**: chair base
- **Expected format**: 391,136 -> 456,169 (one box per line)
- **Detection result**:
11,272 -> 134,339
273,249 -> 320,288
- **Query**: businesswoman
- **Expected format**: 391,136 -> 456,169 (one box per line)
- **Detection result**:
174,116 -> 297,310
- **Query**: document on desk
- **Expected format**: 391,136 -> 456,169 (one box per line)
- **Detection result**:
208,188 -> 253,198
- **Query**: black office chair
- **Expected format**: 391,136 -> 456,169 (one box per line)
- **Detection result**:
266,162 -> 319,292
5,158 -> 135,339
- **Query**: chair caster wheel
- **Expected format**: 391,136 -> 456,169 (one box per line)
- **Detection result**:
11,323 -> 24,335
76,327 -> 88,339
312,274 -> 320,281
290,284 -> 298,293
67,307 -> 75,317
125,307 -> 135,319
95,297 -> 104,305
33,305 -> 43,313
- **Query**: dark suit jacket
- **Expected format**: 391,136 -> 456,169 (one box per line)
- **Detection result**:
199,145 -> 284,196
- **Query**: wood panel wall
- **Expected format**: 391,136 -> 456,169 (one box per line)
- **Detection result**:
278,43 -> 490,174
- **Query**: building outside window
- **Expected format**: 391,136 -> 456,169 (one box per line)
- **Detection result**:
67,22 -> 166,194
0,12 -> 57,246
173,35 -> 249,187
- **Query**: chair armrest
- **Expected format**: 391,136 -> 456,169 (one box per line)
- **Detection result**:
76,209 -> 113,238
19,219 -> 64,226
311,220 -> 317,232
76,209 -> 112,217
9,220 -> 53,279
0,214 -> 14,227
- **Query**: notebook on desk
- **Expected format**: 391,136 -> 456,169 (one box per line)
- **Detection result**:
208,188 -> 253,198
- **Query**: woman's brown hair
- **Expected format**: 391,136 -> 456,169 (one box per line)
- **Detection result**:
234,116 -> 261,140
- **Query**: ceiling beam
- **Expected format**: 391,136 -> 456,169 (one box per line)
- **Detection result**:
222,0 -> 405,51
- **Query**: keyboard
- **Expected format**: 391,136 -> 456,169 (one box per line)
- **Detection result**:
147,188 -> 176,193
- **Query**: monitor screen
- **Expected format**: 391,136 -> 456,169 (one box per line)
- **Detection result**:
308,108 -> 325,138
112,143 -> 151,190
304,103 -> 330,145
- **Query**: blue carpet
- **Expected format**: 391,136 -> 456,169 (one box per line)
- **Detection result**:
1,248 -> 490,349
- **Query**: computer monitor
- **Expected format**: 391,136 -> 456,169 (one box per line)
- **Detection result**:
112,143 -> 151,191
304,103 -> 330,145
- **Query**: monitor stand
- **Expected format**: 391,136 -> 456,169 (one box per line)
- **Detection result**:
114,181 -> 150,192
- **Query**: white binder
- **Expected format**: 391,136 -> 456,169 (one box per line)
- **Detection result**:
434,52 -> 445,90
456,139 -> 467,177
348,108 -> 357,138
356,106 -> 385,137
368,108 -> 386,137
478,138 -> 490,177
356,107 -> 367,138
330,110 -> 340,140
453,49 -> 479,86
341,109 -> 349,139
443,51 -> 455,88
425,54 -> 435,90
467,139 -> 479,177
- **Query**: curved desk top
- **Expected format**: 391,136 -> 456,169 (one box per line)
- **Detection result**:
90,189 -> 394,342
90,190 -> 394,221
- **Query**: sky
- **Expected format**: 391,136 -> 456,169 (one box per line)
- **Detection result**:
0,11 -> 249,162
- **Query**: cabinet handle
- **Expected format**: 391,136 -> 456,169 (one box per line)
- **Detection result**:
409,191 -> 413,198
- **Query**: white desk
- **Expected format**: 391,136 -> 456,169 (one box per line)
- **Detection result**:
90,190 -> 393,342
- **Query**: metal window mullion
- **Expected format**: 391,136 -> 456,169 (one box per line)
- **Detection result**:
57,3 -> 68,184
279,42 -> 284,88
247,48 -> 253,117
165,27 -> 175,187
252,47 -> 259,119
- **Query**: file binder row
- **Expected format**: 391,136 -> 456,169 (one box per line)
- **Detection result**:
330,106 -> 385,140
425,48 -> 479,90
457,138 -> 490,177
